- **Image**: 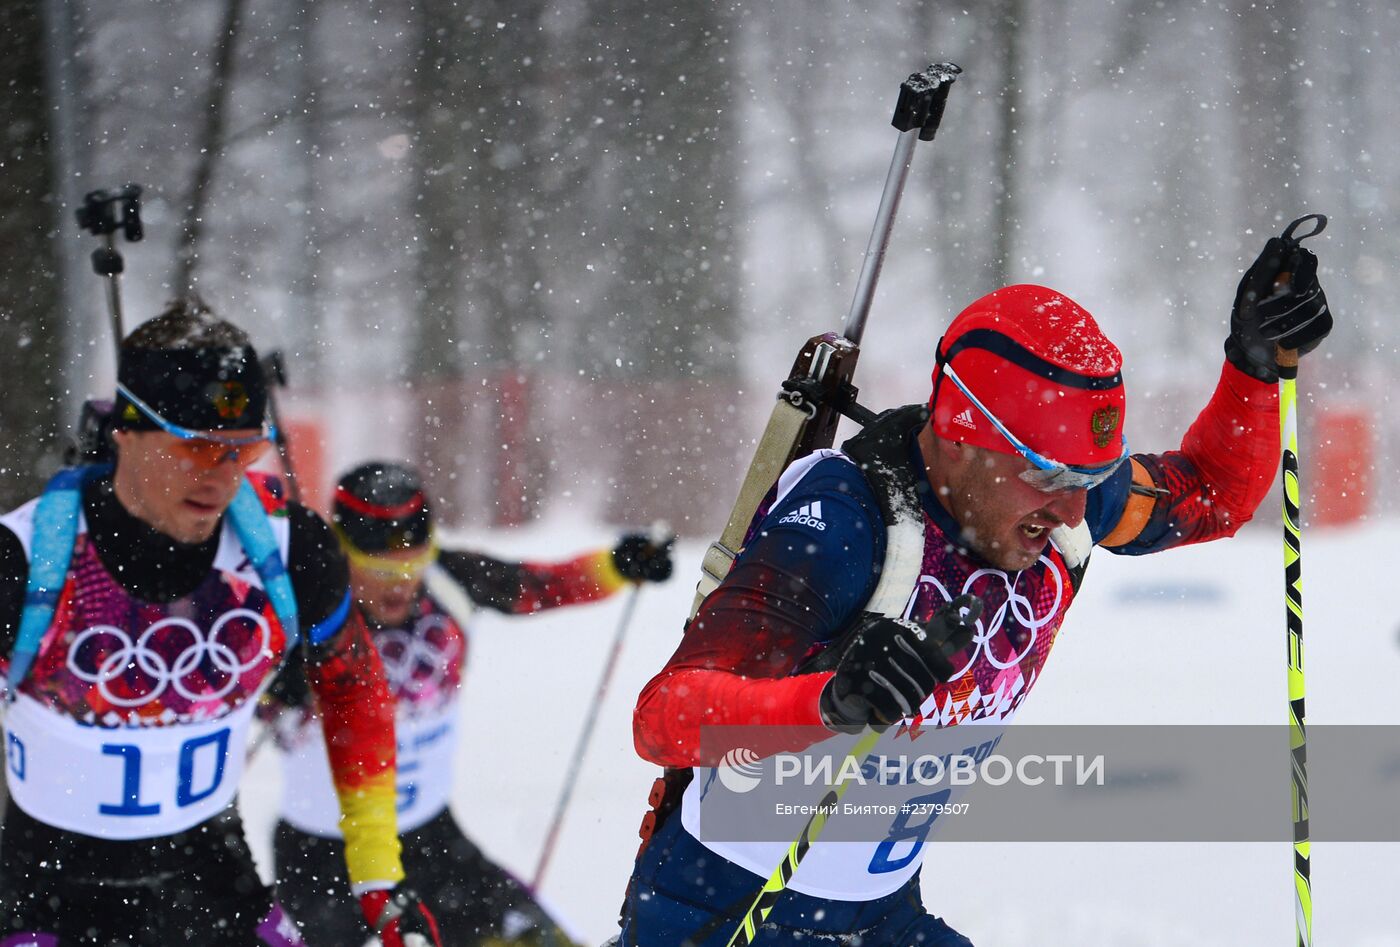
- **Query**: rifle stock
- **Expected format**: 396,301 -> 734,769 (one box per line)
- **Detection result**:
690,333 -> 861,617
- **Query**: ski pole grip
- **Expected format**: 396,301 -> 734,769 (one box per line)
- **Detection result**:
892,62 -> 962,141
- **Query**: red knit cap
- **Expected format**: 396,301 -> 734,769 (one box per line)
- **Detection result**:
930,284 -> 1126,469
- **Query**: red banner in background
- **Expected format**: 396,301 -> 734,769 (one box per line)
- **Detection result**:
1312,406 -> 1372,527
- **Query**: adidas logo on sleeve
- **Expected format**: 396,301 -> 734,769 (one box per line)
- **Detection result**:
777,501 -> 827,531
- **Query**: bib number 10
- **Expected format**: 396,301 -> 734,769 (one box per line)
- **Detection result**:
99,728 -> 232,817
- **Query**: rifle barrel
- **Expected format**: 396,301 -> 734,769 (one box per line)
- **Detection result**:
841,127 -> 920,345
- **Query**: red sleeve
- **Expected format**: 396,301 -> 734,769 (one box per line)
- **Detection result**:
1179,361 -> 1280,522
305,609 -> 402,886
1104,361 -> 1280,553
634,665 -> 831,768
633,557 -> 836,769
437,548 -> 626,615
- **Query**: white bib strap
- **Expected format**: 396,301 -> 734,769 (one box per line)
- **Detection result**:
865,501 -> 924,619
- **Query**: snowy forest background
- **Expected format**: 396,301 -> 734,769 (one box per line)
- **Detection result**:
3,4 -> 1400,943
0,0 -> 1394,532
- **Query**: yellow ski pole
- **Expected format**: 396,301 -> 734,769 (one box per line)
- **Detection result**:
1279,343 -> 1312,947
1271,209 -> 1327,947
722,727 -> 882,947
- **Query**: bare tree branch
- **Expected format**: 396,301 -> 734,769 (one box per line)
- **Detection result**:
172,0 -> 247,293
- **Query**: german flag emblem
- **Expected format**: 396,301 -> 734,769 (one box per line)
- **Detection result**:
211,381 -> 249,421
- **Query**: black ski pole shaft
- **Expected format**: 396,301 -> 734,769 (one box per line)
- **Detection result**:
100,233 -> 126,361
841,63 -> 960,345
268,394 -> 300,504
534,520 -> 669,891
261,351 -> 302,504
531,582 -> 642,893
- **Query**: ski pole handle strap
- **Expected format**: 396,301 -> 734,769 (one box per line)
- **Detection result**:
1281,213 -> 1327,246
892,62 -> 961,141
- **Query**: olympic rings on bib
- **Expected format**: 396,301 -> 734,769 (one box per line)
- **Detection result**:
907,555 -> 1064,682
67,609 -> 273,708
375,614 -> 462,698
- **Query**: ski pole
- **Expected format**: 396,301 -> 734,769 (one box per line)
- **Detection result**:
1269,211 -> 1325,947
713,725 -> 881,947
260,351 -> 303,504
529,583 -> 639,891
531,524 -> 669,892
1280,341 -> 1311,947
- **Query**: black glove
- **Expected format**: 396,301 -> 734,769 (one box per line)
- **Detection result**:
819,594 -> 982,731
612,532 -> 675,583
359,886 -> 442,947
1226,214 -> 1333,383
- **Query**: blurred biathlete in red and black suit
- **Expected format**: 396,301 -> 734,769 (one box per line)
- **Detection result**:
618,227 -> 1334,945
269,462 -> 673,946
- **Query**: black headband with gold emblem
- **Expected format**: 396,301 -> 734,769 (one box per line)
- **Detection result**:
114,345 -> 268,433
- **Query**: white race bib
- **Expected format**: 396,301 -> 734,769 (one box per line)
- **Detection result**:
4,693 -> 256,840
681,719 -> 1010,902
280,697 -> 460,838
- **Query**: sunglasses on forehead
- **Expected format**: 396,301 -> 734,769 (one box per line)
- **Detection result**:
938,363 -> 1129,492
117,383 -> 277,470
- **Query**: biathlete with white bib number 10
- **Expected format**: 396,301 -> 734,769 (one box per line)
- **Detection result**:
0,300 -> 441,947
619,222 -> 1335,945
267,461 -> 674,946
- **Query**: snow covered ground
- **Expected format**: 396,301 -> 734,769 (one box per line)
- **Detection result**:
241,514 -> 1400,946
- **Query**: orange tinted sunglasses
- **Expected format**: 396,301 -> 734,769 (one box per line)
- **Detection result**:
164,436 -> 273,470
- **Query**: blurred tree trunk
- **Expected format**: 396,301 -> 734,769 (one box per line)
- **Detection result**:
580,1 -> 740,381
0,0 -> 66,507
406,0 -> 470,523
1229,0 -> 1305,225
752,0 -> 847,319
922,0 -> 1019,307
462,3 -> 550,527
286,0 -> 325,385
579,0 -> 742,528
172,0 -> 246,293
990,0 -> 1025,287
1321,2 -> 1374,366
407,0 -> 465,383
407,1 -> 553,527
